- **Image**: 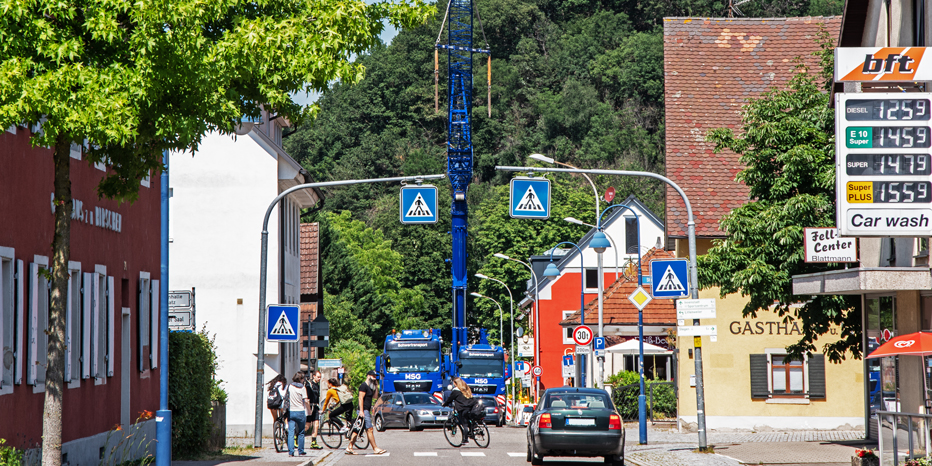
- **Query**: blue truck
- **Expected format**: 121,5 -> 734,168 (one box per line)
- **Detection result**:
376,329 -> 447,396
456,343 -> 507,397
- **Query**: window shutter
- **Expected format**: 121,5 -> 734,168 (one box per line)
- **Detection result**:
96,273 -> 106,379
808,354 -> 826,399
107,276 -> 114,377
64,274 -> 72,382
91,273 -> 101,378
70,272 -> 82,383
150,280 -> 159,369
15,259 -> 24,385
82,272 -> 92,379
28,263 -> 38,385
37,274 -> 48,385
749,354 -> 769,398
0,258 -> 5,390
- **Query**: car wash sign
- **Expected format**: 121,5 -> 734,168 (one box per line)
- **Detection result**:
835,91 -> 932,236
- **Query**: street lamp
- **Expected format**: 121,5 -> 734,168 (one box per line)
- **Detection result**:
470,292 -> 504,346
565,216 -> 619,280
596,203 -> 647,444
491,253 -> 541,402
541,241 -> 589,388
529,154 -> 600,224
473,274 -> 516,425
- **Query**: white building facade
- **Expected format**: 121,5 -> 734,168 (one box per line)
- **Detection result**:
169,112 -> 321,436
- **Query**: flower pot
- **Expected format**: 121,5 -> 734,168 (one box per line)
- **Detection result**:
852,456 -> 879,466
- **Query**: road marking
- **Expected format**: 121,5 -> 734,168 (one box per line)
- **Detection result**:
460,452 -> 486,457
507,453 -> 524,457
413,452 -> 437,456
365,452 -> 390,457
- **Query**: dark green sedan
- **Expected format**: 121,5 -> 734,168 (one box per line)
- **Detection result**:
526,388 -> 625,465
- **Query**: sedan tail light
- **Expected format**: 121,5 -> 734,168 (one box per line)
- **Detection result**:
609,414 -> 621,430
539,413 -> 552,429
493,408 -> 499,413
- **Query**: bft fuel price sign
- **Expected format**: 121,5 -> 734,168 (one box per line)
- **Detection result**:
836,93 -> 932,236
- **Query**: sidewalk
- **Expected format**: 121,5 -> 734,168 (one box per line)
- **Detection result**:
172,438 -> 333,466
625,424 -> 874,466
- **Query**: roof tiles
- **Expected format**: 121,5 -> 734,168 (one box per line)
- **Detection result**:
300,223 -> 319,295
663,16 -> 841,237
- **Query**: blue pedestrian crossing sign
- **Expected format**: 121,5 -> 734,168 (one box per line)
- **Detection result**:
510,177 -> 551,219
650,259 -> 689,298
400,186 -> 439,224
267,305 -> 300,342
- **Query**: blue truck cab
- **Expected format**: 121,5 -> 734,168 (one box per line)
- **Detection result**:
376,329 -> 446,395
456,344 -> 507,397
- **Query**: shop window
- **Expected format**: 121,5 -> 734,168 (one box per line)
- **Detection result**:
749,353 -> 825,400
139,273 -> 150,372
65,262 -> 81,387
0,247 -> 15,394
562,311 -> 576,344
28,256 -> 50,389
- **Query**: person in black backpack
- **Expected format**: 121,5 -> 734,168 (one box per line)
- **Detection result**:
266,374 -> 288,422
442,377 -> 477,446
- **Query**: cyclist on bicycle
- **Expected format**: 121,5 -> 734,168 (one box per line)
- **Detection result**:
322,378 -> 354,433
442,377 -> 476,446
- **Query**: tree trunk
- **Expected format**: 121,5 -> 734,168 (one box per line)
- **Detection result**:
43,134 -> 71,466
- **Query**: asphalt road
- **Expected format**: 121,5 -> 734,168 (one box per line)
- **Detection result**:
328,425 -> 611,466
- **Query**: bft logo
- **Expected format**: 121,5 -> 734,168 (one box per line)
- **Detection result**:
862,53 -> 915,74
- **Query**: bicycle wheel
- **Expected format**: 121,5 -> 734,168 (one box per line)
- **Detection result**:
443,418 -> 462,447
273,418 -> 287,453
472,421 -> 490,448
353,430 -> 370,450
319,420 -> 342,449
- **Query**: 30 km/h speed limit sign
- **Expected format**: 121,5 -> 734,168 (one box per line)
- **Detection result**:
573,325 -> 594,346
531,365 -> 543,377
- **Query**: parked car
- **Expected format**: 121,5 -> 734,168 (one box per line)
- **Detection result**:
373,392 -> 452,432
475,395 -> 505,427
526,388 -> 625,465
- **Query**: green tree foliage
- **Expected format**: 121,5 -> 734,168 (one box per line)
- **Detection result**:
169,330 -> 217,459
0,0 -> 431,462
699,31 -> 860,363
326,340 -> 378,408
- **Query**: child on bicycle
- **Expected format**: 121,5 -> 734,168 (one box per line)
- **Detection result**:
322,378 -> 354,433
442,377 -> 476,446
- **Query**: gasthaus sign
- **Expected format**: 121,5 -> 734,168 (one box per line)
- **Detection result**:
835,91 -> 932,236
803,228 -> 857,263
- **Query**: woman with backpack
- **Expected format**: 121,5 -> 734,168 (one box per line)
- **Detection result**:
322,378 -> 355,433
442,377 -> 477,446
266,374 -> 288,422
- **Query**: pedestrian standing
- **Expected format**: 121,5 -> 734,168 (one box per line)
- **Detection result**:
345,371 -> 386,455
286,371 -> 311,457
304,370 -> 323,449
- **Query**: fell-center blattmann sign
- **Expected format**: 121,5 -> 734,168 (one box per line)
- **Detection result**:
836,92 -> 932,236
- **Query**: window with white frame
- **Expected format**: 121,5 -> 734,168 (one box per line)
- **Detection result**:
141,170 -> 150,188
749,352 -> 825,400
28,256 -> 49,388
562,311 -> 576,344
584,269 -> 598,291
93,267 -> 108,382
139,273 -> 150,372
65,262 -> 81,387
0,247 -> 15,393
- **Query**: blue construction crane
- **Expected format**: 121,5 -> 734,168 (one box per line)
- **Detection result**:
435,0 -> 490,360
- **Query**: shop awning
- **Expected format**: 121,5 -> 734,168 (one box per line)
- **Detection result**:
792,267 -> 932,296
606,339 -> 671,354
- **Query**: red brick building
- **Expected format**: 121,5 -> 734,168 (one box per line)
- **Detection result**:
0,126 -> 161,461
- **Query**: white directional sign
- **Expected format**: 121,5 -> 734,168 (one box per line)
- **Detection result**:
400,185 -> 439,224
266,304 -> 300,342
169,291 -> 192,308
676,299 -> 717,320
573,325 -> 594,346
650,259 -> 689,298
575,345 -> 591,355
677,325 -> 717,336
509,177 -> 551,219
835,92 -> 932,237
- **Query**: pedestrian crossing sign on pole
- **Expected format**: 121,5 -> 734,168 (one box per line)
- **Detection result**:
509,177 -> 551,219
650,259 -> 689,298
267,305 -> 300,342
400,185 -> 439,224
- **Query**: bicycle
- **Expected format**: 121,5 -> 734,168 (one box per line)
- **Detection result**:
273,412 -> 288,453
443,412 -> 490,448
318,409 -> 369,450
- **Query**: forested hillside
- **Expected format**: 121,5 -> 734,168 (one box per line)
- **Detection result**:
284,0 -> 843,352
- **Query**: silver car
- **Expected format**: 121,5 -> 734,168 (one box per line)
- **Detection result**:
373,392 -> 453,431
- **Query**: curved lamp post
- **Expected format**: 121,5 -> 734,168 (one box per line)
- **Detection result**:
595,203 -> 647,445
565,216 -> 619,280
470,290 -> 516,425
529,153 -> 600,224
491,253 -> 540,401
541,241 -> 588,387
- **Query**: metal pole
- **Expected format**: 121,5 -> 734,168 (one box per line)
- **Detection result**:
497,165 -> 706,450
253,174 -> 445,446
597,250 -> 604,389
547,242 -> 585,387
494,255 -> 540,403
157,151 -> 171,465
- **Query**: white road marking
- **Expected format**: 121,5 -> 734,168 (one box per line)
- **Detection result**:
507,452 -> 524,457
365,452 -> 390,457
413,452 -> 437,456
460,452 -> 486,457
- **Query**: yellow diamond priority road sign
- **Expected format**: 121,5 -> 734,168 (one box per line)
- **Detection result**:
628,286 -> 652,310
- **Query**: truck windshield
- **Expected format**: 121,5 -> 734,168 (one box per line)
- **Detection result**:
459,358 -> 504,378
386,349 -> 440,373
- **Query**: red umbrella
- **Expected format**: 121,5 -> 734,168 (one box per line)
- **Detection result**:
866,331 -> 932,358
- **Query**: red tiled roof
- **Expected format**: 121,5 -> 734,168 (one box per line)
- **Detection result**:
300,223 -> 319,295
663,16 -> 842,237
300,302 -> 318,360
561,249 -> 679,326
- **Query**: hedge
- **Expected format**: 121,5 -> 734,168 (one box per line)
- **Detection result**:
168,330 -> 217,458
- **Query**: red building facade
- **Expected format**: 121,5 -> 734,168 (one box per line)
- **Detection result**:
0,126 -> 161,456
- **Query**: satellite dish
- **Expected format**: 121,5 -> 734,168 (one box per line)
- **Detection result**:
604,187 -> 615,203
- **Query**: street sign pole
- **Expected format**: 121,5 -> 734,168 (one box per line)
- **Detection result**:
496,165 -> 709,451
253,174 -> 445,447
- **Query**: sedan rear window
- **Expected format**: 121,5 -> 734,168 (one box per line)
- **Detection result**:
544,393 -> 611,409
404,393 -> 440,405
